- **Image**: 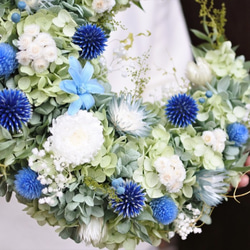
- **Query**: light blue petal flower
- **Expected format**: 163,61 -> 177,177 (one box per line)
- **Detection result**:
86,80 -> 104,93
80,61 -> 94,83
68,57 -> 83,87
60,80 -> 77,94
68,98 -> 83,115
80,93 -> 95,110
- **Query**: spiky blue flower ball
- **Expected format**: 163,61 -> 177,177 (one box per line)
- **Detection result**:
194,169 -> 229,207
150,196 -> 178,225
0,89 -> 32,132
0,43 -> 18,78
227,122 -> 248,146
72,24 -> 107,60
111,180 -> 146,218
15,167 -> 44,200
165,93 -> 198,127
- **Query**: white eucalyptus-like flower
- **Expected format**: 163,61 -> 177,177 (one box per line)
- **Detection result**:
77,217 -> 107,245
48,110 -> 104,166
16,51 -> 32,66
43,46 -> 58,62
154,155 -> 186,193
27,41 -> 44,59
186,57 -> 213,86
32,57 -> 50,73
92,0 -> 116,13
34,32 -> 56,47
23,24 -> 40,37
17,34 -> 33,50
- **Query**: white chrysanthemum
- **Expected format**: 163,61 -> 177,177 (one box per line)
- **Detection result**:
16,51 -> 32,66
34,33 -> 56,47
154,155 -> 186,193
48,110 -> 104,166
32,58 -> 50,73
17,34 -> 33,50
202,131 -> 216,146
186,57 -> 213,86
27,41 -> 44,59
213,128 -> 227,142
77,217 -> 107,245
43,46 -> 58,62
92,0 -> 116,13
24,24 -> 40,37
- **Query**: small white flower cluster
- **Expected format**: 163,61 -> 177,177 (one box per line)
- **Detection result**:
174,203 -> 202,240
154,155 -> 186,193
29,147 -> 69,206
202,128 -> 227,153
162,77 -> 191,100
16,24 -> 57,73
92,0 -> 116,14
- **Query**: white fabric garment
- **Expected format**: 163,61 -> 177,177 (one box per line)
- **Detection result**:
0,1 -> 191,249
105,0 -> 192,102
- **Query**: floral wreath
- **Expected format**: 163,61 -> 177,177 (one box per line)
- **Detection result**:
0,0 -> 250,249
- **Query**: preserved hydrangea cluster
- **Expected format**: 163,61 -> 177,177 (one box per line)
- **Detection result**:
154,155 -> 186,193
16,24 -> 57,73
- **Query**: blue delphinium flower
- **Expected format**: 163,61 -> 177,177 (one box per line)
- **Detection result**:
60,56 -> 104,115
111,180 -> 146,218
15,167 -> 44,200
150,196 -> 178,225
165,93 -> 198,127
0,89 -> 32,132
108,94 -> 156,137
0,43 -> 18,78
193,169 -> 229,207
227,122 -> 248,146
72,24 -> 107,60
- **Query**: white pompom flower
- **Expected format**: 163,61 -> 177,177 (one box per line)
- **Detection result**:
43,46 -> 58,62
31,58 -> 50,73
47,110 -> 104,166
17,34 -> 33,51
154,155 -> 186,193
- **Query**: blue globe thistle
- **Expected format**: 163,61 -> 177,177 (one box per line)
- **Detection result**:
0,89 -> 32,132
165,93 -> 198,127
72,24 -> 107,60
150,196 -> 178,225
194,169 -> 229,207
15,167 -> 44,200
111,180 -> 146,218
0,43 -> 18,78
227,122 -> 248,146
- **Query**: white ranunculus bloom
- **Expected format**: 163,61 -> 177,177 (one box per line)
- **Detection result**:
27,41 -> 44,59
78,217 -> 107,245
16,51 -> 32,66
186,57 -> 213,86
43,46 -> 58,62
92,0 -> 116,13
202,131 -> 216,146
34,32 -> 56,47
48,110 -> 104,166
155,155 -> 186,193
